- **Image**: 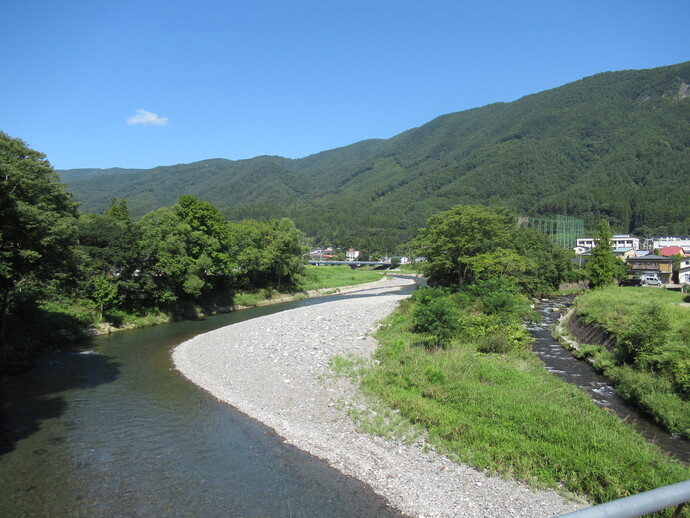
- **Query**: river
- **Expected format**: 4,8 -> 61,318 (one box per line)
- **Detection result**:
0,291 -> 408,518
2,287 -> 687,517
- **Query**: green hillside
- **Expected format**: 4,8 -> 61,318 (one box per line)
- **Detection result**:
61,61 -> 690,249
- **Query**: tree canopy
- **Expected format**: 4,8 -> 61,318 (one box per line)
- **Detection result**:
0,132 -> 79,349
412,205 -> 574,294
586,220 -> 627,288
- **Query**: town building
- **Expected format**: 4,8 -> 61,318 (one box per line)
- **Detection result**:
576,235 -> 640,251
626,254 -> 674,284
651,237 -> 690,250
346,248 -> 360,261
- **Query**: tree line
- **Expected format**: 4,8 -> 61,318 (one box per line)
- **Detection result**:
0,132 -> 306,361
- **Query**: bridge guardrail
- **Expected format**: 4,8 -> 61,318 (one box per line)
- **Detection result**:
557,479 -> 690,518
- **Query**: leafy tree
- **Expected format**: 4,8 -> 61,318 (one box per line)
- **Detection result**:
586,220 -> 625,288
0,133 -> 79,351
513,227 -> 575,294
106,197 -> 132,224
76,198 -> 142,311
174,195 -> 238,284
92,275 -> 118,319
236,218 -> 306,290
411,205 -> 516,286
137,207 -> 196,304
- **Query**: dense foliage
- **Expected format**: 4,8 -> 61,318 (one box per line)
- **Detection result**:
411,205 -> 575,295
0,132 -> 79,351
0,135 -> 308,364
62,61 -> 690,251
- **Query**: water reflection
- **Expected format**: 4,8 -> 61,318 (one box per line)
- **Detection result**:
0,283 -> 414,517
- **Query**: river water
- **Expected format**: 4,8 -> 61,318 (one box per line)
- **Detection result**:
0,291 -> 408,518
2,286 -> 687,517
529,296 -> 690,464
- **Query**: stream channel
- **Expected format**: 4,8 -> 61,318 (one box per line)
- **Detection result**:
530,296 -> 689,465
1,287 -> 687,517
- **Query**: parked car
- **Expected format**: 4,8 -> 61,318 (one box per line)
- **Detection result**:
640,275 -> 662,286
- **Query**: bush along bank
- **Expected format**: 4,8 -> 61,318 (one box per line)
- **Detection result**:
560,286 -> 690,440
1,267 -> 388,373
360,281 -> 690,507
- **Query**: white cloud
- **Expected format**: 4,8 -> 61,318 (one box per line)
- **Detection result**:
127,109 -> 169,126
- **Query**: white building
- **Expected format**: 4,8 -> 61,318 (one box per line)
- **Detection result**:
679,258 -> 690,285
346,248 -> 360,261
652,237 -> 690,250
576,235 -> 640,251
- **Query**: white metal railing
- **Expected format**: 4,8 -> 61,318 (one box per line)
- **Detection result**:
557,479 -> 690,518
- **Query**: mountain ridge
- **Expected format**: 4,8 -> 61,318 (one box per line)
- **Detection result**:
59,61 -> 690,248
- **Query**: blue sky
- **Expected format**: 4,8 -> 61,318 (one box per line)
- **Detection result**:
2,0 -> 688,170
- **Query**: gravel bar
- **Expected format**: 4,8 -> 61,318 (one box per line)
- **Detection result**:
173,276 -> 585,517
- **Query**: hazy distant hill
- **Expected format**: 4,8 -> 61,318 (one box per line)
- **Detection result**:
60,61 -> 690,248
59,167 -> 145,183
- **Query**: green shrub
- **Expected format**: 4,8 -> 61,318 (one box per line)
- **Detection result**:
464,277 -> 521,297
618,302 -> 670,366
477,333 -> 512,354
425,366 -> 447,384
411,286 -> 449,304
482,291 -> 521,315
412,298 -> 459,348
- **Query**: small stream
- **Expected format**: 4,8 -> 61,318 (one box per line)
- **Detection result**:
528,296 -> 690,464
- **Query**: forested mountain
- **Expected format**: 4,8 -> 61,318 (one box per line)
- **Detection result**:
61,61 -> 690,250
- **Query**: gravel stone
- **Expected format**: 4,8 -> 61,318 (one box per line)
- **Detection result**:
173,276 -> 586,517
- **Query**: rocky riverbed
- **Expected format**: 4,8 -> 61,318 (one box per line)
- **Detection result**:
173,276 -> 585,517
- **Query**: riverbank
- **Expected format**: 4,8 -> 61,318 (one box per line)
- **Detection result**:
553,287 -> 690,440
173,276 -> 584,517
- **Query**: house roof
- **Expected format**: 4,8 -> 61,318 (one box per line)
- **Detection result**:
659,246 -> 685,257
632,254 -> 671,260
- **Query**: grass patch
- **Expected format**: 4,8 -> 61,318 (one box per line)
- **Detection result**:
360,294 -> 690,506
575,286 -> 689,333
298,265 -> 386,291
327,353 -> 367,380
233,289 -> 276,307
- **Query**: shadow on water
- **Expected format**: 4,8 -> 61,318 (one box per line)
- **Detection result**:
0,278 -> 416,517
0,346 -> 121,456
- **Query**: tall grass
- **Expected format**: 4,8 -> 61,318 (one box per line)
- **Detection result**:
360,294 -> 690,508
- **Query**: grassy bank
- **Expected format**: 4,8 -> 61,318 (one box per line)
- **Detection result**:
299,265 -> 387,291
570,286 -> 690,438
356,287 -> 690,508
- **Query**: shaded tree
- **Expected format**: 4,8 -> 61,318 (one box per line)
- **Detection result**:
0,133 -> 79,351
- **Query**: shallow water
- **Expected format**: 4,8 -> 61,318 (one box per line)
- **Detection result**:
0,286 -> 417,518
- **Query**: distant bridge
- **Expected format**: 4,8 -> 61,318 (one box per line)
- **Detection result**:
307,260 -> 395,269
